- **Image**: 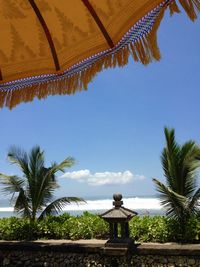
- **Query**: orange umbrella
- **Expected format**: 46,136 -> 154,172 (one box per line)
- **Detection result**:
0,0 -> 199,109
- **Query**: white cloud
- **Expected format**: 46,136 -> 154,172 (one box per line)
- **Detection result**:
60,169 -> 145,186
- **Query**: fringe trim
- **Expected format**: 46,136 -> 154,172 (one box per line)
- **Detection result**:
0,0 -> 200,109
129,4 -> 166,65
169,1 -> 181,16
178,0 -> 200,21
169,0 -> 200,18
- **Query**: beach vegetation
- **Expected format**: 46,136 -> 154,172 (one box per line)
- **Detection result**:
0,146 -> 84,221
153,127 -> 200,240
0,213 -> 199,243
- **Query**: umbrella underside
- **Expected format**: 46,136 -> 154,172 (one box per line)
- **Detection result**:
0,0 -> 199,109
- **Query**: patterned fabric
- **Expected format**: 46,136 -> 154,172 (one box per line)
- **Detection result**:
0,1 -> 167,90
0,0 -> 199,108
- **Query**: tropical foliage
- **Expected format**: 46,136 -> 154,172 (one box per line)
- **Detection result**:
0,146 -> 84,221
0,213 -> 199,243
153,128 -> 200,229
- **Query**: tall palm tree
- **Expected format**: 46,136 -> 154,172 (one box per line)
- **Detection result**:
153,128 -> 200,226
0,146 -> 84,221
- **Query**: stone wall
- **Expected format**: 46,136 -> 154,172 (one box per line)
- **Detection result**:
0,240 -> 199,267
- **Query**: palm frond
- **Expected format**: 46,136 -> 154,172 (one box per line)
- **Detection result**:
49,157 -> 75,175
153,178 -> 188,219
39,197 -> 85,220
154,127 -> 200,227
0,145 -> 79,221
28,146 -> 45,181
14,188 -> 31,218
7,146 -> 30,178
32,174 -> 57,213
26,146 -> 46,213
188,187 -> 200,215
179,141 -> 200,197
0,173 -> 24,195
162,127 -> 180,192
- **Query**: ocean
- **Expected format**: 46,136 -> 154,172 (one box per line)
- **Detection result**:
0,196 -> 165,217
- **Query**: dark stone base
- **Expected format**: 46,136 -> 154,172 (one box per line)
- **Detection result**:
105,238 -> 135,248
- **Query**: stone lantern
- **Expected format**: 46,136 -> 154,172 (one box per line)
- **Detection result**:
101,193 -> 137,248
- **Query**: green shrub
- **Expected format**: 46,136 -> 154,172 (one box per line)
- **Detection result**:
63,212 -> 109,240
184,216 -> 200,242
130,215 -> 200,243
0,213 -> 199,243
0,217 -> 38,240
130,216 -> 171,243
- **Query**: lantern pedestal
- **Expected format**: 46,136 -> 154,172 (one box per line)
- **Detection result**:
101,194 -> 137,244
100,193 -> 138,261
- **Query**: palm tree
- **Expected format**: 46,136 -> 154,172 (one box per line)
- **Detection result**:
153,127 -> 200,227
0,146 -> 84,221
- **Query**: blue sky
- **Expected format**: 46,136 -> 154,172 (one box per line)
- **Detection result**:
0,8 -> 200,199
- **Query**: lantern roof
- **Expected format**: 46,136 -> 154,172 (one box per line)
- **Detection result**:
101,193 -> 137,221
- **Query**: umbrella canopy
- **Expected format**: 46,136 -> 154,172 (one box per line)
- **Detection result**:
0,0 -> 199,109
